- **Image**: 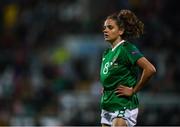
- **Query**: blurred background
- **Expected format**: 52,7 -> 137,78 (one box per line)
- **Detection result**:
0,0 -> 180,126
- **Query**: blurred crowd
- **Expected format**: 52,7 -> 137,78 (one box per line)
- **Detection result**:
0,0 -> 180,126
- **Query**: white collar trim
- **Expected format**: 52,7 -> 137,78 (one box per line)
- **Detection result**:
112,40 -> 125,51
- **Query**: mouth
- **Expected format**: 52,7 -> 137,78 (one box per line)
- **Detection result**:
104,34 -> 109,38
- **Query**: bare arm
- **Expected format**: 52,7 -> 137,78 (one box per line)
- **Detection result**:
133,57 -> 156,93
115,57 -> 156,96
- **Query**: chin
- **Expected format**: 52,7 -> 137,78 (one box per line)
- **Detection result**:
105,38 -> 113,43
105,38 -> 111,41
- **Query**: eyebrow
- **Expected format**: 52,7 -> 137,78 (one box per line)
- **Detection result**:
104,24 -> 113,27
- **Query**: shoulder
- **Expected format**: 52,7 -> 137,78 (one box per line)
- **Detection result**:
122,41 -> 140,53
122,41 -> 138,50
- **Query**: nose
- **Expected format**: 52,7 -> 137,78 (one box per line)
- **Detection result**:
103,28 -> 108,33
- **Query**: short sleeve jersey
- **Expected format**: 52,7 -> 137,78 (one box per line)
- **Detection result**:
100,40 -> 143,111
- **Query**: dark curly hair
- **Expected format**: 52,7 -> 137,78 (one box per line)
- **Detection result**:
106,9 -> 144,39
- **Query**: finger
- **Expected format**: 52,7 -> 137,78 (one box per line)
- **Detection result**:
115,91 -> 125,96
115,89 -> 124,93
116,87 -> 124,90
119,85 -> 126,88
114,91 -> 118,93
117,86 -> 126,91
116,85 -> 124,89
116,88 -> 122,91
116,93 -> 125,96
114,91 -> 119,94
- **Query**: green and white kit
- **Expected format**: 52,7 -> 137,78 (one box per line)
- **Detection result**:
100,40 -> 143,111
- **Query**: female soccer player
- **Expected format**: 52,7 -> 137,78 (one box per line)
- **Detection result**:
100,9 -> 156,127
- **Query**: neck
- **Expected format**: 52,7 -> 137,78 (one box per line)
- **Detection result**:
111,38 -> 123,48
111,39 -> 125,51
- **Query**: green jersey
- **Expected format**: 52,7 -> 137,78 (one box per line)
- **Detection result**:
100,40 -> 143,111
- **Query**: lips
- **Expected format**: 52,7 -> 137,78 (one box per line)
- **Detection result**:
104,34 -> 109,38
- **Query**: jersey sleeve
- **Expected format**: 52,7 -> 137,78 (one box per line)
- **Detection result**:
124,43 -> 144,65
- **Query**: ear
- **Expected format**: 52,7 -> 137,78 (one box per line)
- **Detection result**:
119,28 -> 124,36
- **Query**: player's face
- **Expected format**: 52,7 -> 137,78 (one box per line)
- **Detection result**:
103,19 -> 124,43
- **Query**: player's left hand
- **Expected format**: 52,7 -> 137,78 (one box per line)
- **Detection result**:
115,85 -> 134,97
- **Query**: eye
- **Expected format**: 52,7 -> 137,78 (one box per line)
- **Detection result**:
102,25 -> 114,31
102,26 -> 106,31
107,25 -> 113,30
